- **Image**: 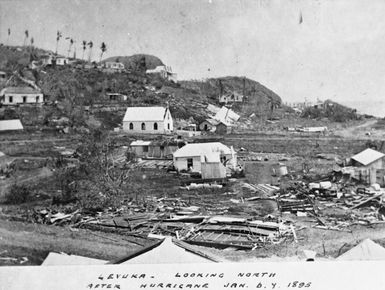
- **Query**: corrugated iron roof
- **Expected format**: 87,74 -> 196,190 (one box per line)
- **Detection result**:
1,86 -> 41,95
351,148 -> 385,166
204,118 -> 220,126
173,142 -> 231,158
0,119 -> 23,131
214,106 -> 240,124
130,140 -> 152,146
123,107 -> 168,122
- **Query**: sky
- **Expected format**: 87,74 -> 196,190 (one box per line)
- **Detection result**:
0,0 -> 384,116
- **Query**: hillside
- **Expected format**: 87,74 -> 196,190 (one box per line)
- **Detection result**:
102,54 -> 163,71
0,44 -> 367,134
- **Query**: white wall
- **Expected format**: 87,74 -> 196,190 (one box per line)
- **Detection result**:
174,156 -> 202,172
3,93 -> 44,105
123,120 -> 167,133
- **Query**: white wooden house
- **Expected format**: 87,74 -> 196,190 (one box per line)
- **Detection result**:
123,106 -> 173,134
173,142 -> 236,174
0,87 -> 44,105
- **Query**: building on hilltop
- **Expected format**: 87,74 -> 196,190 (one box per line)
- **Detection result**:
0,87 -> 44,105
219,92 -> 244,104
104,61 -> 125,72
146,65 -> 177,83
122,106 -> 173,134
55,57 -> 69,66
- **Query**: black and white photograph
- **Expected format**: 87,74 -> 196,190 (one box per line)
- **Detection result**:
0,0 -> 385,289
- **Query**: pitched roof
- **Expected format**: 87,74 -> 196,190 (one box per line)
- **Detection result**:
118,238 -> 218,264
203,118 -> 220,126
41,237 -> 220,266
351,148 -> 385,166
123,107 -> 168,122
337,239 -> 385,260
41,252 -> 106,266
130,140 -> 152,146
214,106 -> 240,124
173,142 -> 231,158
1,86 -> 41,95
0,119 -> 23,131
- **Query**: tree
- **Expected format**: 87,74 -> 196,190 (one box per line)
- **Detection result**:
87,41 -> 93,62
99,42 -> 107,62
266,95 -> 281,120
7,28 -> 11,45
82,40 -> 87,60
23,30 -> 29,46
55,31 -> 62,54
66,37 -> 74,58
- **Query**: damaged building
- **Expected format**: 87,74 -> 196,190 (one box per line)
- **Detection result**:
130,139 -> 181,159
173,142 -> 237,178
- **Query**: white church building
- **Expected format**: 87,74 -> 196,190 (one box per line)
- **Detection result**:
122,106 -> 173,134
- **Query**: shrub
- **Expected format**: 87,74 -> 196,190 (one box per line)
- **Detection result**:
4,184 -> 31,204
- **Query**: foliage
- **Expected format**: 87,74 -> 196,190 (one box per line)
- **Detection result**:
301,101 -> 359,122
4,184 -> 31,204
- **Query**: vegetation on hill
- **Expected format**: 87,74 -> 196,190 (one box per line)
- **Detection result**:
301,100 -> 361,122
0,44 -> 367,131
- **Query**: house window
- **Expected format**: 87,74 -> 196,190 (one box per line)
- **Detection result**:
143,146 -> 149,153
167,123 -> 170,130
141,123 -> 146,130
23,96 -> 27,103
129,123 -> 134,130
36,96 -> 39,102
204,124 -> 208,131
9,96 -> 13,103
220,156 -> 227,164
153,123 -> 158,130
187,158 -> 193,169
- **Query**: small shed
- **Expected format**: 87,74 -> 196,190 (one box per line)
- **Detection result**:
199,119 -> 220,132
351,148 -> 385,184
216,122 -> 232,135
0,71 -> 6,80
130,140 -> 179,159
106,93 -> 128,102
130,140 -> 152,157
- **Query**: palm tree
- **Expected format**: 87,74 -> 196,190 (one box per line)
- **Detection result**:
87,41 -> 93,62
267,95 -> 281,120
82,40 -> 87,60
7,28 -> 11,45
99,42 -> 107,62
55,31 -> 62,54
72,40 -> 77,59
29,37 -> 34,55
23,30 -> 29,46
66,37 -> 73,58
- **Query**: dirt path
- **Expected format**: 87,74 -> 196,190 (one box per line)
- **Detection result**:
334,119 -> 381,139
0,218 -> 146,266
